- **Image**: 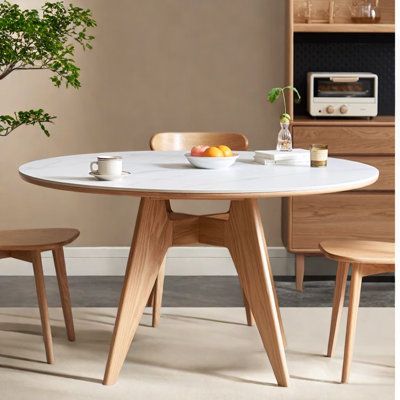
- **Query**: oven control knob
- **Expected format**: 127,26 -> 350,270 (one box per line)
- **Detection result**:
326,105 -> 335,114
340,105 -> 348,114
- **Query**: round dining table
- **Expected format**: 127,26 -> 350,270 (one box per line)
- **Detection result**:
19,151 -> 378,387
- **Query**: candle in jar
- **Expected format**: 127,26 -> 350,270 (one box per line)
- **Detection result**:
310,144 -> 328,167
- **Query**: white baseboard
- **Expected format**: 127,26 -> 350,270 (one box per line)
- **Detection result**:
0,246 -> 295,276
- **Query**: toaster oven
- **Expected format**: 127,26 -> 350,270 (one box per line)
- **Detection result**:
307,72 -> 378,117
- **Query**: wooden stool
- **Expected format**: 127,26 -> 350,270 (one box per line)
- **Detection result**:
319,240 -> 394,383
148,132 -> 256,328
0,228 -> 79,363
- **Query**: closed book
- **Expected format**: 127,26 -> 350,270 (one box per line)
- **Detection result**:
254,149 -> 309,161
254,156 -> 309,166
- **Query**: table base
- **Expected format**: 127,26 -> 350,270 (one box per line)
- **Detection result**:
103,198 -> 289,387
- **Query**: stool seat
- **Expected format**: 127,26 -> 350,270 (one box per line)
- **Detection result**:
0,228 -> 79,251
319,240 -> 395,265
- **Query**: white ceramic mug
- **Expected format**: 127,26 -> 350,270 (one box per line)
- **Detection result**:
90,156 -> 122,176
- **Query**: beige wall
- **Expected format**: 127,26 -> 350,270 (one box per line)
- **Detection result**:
0,0 -> 286,246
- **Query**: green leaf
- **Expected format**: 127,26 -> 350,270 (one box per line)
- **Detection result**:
267,87 -> 282,103
0,1 -> 96,89
0,109 -> 56,137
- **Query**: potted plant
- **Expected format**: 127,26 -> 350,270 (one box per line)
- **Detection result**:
0,1 -> 96,137
267,85 -> 301,151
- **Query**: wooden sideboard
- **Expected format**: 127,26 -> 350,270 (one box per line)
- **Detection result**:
284,0 -> 395,290
281,117 -> 395,290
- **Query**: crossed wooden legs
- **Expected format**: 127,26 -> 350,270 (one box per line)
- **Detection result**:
103,198 -> 288,386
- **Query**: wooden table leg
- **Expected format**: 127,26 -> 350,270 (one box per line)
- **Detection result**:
226,199 -> 289,387
103,198 -> 173,385
151,257 -> 166,327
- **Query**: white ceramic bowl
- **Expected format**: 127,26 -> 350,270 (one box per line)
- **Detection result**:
185,153 -> 239,169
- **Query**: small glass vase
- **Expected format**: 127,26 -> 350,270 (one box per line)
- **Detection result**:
276,122 -> 292,151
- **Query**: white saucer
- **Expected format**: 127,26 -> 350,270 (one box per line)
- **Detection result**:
89,171 -> 131,181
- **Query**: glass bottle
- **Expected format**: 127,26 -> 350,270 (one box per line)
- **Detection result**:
276,122 -> 292,151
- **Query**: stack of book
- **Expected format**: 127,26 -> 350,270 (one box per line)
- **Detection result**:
254,149 -> 310,166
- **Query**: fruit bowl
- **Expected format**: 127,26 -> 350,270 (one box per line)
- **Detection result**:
185,153 -> 239,169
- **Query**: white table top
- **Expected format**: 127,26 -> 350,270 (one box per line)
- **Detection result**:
19,151 -> 379,199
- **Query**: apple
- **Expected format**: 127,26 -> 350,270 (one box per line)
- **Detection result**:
190,145 -> 209,157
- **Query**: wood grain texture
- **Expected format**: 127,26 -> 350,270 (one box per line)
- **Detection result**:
320,240 -> 395,265
103,198 -> 173,385
327,261 -> 350,357
226,199 -> 289,387
0,228 -> 79,251
291,193 -> 394,251
149,132 -> 249,152
320,243 -> 395,383
31,251 -> 54,364
292,126 -> 394,155
341,264 -> 363,383
151,257 -> 166,328
149,133 -> 250,326
241,290 -> 254,327
52,247 -> 75,341
199,213 -> 228,247
292,116 -> 395,127
338,156 -> 394,191
295,254 -> 305,292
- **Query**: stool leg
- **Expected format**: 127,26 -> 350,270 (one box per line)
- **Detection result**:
342,264 -> 363,383
327,261 -> 349,357
32,251 -> 54,364
53,247 -> 75,341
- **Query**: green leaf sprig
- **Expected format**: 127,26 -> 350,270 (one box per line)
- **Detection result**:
267,86 -> 301,123
0,109 -> 56,137
0,1 -> 96,136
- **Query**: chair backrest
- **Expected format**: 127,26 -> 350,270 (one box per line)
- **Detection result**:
149,132 -> 249,151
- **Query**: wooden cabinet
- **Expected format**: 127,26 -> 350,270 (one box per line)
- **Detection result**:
285,0 -> 395,290
282,119 -> 395,254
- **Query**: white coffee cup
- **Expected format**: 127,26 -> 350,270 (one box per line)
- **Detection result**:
90,156 -> 122,176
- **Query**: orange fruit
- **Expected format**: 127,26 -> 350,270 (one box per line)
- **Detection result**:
218,145 -> 233,157
202,146 -> 224,157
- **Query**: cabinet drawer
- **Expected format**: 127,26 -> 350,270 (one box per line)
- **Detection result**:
291,193 -> 394,251
293,126 -> 394,155
338,156 -> 394,191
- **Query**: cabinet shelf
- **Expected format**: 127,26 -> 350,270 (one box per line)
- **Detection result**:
293,23 -> 394,33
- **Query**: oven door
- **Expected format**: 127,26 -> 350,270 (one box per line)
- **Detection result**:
313,75 -> 376,103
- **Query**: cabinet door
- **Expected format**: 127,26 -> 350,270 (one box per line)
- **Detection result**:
338,156 -> 394,191
293,126 -> 394,155
291,193 -> 394,251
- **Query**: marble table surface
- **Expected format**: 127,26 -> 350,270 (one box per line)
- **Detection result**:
19,151 -> 379,199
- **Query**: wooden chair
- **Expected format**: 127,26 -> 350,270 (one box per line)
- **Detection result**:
148,132 -> 253,327
320,240 -> 395,383
0,228 -> 79,364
